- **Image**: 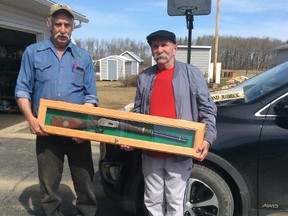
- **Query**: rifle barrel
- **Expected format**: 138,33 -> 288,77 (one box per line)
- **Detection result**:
152,131 -> 188,143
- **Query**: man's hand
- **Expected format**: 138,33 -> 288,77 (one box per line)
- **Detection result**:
196,140 -> 211,161
27,116 -> 47,136
120,145 -> 134,151
17,98 -> 47,136
72,137 -> 85,144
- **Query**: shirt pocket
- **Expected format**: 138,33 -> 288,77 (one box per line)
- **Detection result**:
71,62 -> 85,87
34,61 -> 52,83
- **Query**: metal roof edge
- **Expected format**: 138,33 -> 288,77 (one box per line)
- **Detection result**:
120,50 -> 144,62
177,45 -> 212,49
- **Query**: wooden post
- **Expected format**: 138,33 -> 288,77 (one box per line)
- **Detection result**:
213,0 -> 220,83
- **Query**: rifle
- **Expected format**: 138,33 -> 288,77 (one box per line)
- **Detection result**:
50,116 -> 188,144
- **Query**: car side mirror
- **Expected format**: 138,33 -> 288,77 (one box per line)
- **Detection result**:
274,97 -> 288,115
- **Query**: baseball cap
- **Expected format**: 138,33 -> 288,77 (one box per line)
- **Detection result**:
49,3 -> 74,18
146,30 -> 176,46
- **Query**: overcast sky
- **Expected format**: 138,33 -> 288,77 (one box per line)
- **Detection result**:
58,0 -> 288,43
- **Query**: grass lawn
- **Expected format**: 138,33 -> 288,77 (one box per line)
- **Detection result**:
97,81 -> 136,110
96,70 -> 262,109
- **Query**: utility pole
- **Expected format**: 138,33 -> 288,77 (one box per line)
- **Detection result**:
213,0 -> 220,84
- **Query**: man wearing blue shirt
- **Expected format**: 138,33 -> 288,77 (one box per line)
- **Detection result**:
15,3 -> 98,216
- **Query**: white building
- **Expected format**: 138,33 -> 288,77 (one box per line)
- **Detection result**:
99,55 -> 134,81
99,51 -> 143,81
120,51 -> 144,75
151,45 -> 221,84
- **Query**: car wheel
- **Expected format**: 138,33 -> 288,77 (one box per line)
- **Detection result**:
184,163 -> 234,216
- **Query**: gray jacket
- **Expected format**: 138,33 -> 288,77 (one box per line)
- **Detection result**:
134,60 -> 217,146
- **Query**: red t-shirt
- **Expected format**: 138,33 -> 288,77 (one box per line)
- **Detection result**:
149,67 -> 176,158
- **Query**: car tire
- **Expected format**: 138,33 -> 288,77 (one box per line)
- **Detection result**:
184,163 -> 234,216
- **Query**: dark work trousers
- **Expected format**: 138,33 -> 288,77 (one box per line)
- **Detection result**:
36,135 -> 97,216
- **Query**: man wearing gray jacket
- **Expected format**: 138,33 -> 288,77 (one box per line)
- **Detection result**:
132,30 -> 217,216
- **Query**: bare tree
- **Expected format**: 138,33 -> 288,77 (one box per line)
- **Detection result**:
75,35 -> 284,71
195,35 -> 284,70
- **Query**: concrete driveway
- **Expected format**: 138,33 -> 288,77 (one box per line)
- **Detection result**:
0,119 -> 135,216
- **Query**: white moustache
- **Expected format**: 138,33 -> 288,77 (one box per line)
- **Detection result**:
154,53 -> 168,60
54,32 -> 70,40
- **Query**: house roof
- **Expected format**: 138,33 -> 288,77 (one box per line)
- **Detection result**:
98,55 -> 134,62
120,50 -> 144,62
1,0 -> 89,25
271,44 -> 288,52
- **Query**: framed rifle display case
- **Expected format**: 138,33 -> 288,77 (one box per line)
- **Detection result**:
38,99 -> 206,159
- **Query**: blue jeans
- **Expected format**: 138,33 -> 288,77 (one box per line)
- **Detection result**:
36,135 -> 97,216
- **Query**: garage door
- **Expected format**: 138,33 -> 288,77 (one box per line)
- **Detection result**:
0,27 -> 36,112
108,59 -> 117,80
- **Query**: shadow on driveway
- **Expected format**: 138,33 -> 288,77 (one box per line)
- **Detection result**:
18,184 -> 77,216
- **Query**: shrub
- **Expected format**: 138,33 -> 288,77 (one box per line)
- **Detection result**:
122,75 -> 138,87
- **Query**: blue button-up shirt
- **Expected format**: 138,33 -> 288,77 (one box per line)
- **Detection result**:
15,38 -> 98,116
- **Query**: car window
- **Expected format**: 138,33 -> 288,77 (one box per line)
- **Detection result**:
217,62 -> 288,105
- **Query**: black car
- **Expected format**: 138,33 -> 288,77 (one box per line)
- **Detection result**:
99,62 -> 288,216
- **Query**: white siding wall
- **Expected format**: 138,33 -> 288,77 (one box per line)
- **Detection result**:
125,62 -> 132,78
131,62 -> 138,75
176,46 -> 211,78
122,53 -> 130,59
118,60 -> 124,80
0,3 -> 50,41
99,59 -> 108,80
151,46 -> 212,82
121,52 -> 140,74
